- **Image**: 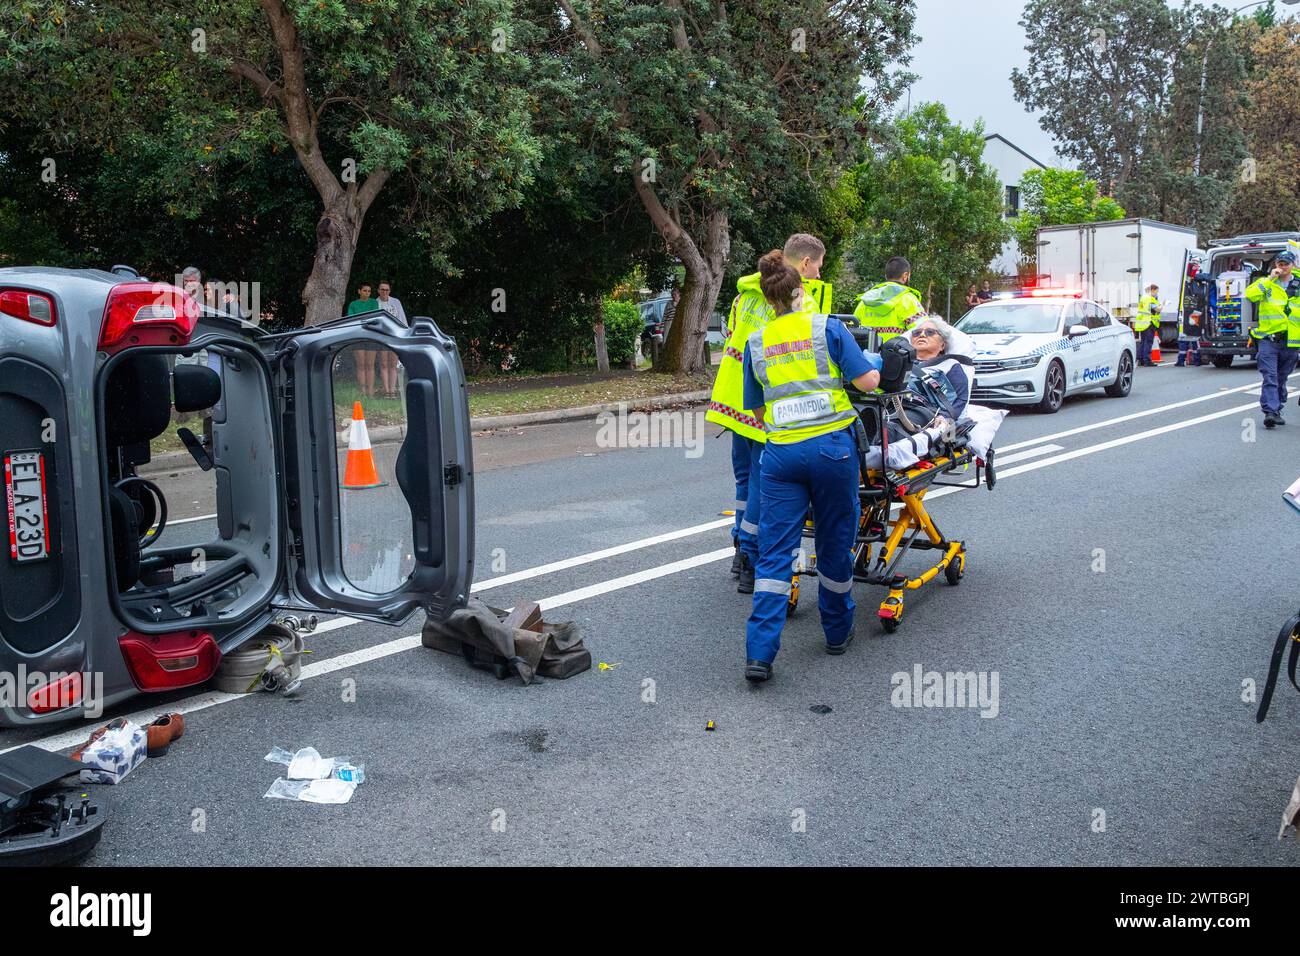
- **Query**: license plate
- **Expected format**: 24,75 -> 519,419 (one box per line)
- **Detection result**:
5,450 -> 50,564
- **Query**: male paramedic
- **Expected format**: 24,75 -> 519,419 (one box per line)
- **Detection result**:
706,234 -> 832,595
1135,284 -> 1161,366
853,256 -> 925,344
740,250 -> 881,683
1246,248 -> 1300,429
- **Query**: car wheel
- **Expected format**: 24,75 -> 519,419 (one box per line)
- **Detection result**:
1212,355 -> 1233,369
1104,351 -> 1133,397
1035,360 -> 1066,414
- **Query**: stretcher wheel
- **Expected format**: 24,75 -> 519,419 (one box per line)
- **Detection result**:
788,576 -> 800,615
881,616 -> 899,634
945,551 -> 965,586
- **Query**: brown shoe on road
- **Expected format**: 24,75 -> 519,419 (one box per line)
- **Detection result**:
146,713 -> 185,757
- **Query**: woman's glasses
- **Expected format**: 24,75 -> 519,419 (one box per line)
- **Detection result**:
912,329 -> 940,339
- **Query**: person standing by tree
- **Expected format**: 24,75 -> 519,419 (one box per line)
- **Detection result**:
1246,249 -> 1300,429
977,280 -> 994,302
347,282 -> 378,397
706,234 -> 832,594
375,281 -> 408,398
854,257 -> 925,343
965,283 -> 980,309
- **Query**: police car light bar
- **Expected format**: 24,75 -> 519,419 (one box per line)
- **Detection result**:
1022,287 -> 1082,298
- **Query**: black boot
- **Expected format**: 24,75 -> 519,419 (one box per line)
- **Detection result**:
736,552 -> 755,594
744,659 -> 772,682
1265,412 -> 1281,429
730,540 -> 741,577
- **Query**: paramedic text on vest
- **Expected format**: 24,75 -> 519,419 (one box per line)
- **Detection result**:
853,255 -> 925,344
1246,249 -> 1300,430
739,250 -> 882,684
706,233 -> 833,595
1135,285 -> 1161,367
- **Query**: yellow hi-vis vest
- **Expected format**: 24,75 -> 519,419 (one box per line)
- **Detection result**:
746,312 -> 857,445
852,281 -> 924,343
707,273 -> 832,442
1135,294 -> 1161,332
1245,276 -> 1300,347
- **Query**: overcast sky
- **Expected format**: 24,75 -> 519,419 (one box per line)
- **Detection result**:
906,0 -> 1065,166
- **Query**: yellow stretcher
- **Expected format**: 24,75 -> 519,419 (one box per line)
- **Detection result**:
792,393 -> 997,631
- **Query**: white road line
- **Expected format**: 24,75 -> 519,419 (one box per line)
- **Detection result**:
987,443 -> 1063,466
998,372 -> 1292,453
4,385 -> 1267,756
471,517 -> 733,591
1,549 -> 735,756
169,512 -> 218,526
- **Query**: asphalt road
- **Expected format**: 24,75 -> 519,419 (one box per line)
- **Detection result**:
5,357 -> 1300,865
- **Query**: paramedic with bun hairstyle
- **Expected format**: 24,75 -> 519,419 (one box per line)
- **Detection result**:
739,250 -> 882,683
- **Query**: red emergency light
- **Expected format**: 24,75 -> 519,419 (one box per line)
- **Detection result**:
1022,287 -> 1083,298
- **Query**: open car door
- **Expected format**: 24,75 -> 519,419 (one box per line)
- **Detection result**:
266,311 -> 473,625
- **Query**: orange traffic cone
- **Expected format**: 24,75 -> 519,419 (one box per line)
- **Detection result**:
1150,336 -> 1162,364
342,401 -> 387,489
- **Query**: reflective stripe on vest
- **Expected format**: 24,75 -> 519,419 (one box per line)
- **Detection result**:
748,313 -> 857,444
1247,277 -> 1300,347
706,276 -> 834,441
1135,295 -> 1160,331
853,282 -> 923,343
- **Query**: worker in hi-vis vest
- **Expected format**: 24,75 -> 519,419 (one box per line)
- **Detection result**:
706,234 -> 832,595
739,250 -> 882,683
853,256 -> 925,344
1135,284 -> 1161,367
1246,248 -> 1300,429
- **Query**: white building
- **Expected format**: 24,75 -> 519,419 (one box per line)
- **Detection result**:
981,133 -> 1049,276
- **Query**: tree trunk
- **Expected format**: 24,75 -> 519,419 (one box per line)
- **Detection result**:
302,202 -> 362,327
593,299 -> 610,373
656,208 -> 729,374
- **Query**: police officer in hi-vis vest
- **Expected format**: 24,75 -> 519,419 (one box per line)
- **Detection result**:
853,256 -> 925,343
1246,248 -> 1300,429
706,234 -> 833,595
1135,284 -> 1161,367
739,250 -> 882,683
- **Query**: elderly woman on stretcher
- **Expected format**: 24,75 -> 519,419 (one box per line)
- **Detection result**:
861,314 -> 1005,472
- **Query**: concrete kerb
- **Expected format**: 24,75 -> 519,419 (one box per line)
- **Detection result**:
138,388 -> 713,476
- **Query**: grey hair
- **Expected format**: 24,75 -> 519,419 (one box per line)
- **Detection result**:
912,314 -> 955,352
181,266 -> 201,281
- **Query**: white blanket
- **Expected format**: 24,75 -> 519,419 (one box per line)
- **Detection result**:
861,403 -> 1007,472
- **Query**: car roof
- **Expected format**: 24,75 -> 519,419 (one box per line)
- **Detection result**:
0,266 -> 124,285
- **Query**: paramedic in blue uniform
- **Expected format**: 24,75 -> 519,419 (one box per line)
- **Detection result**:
740,250 -> 882,683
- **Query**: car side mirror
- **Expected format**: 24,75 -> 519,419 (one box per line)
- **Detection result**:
1067,324 -> 1089,338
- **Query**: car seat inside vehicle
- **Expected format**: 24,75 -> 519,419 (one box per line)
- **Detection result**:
100,344 -> 279,630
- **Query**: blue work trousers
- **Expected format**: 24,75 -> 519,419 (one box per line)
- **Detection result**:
745,427 -> 860,664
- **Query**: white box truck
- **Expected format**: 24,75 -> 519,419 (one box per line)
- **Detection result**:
1035,219 -> 1201,345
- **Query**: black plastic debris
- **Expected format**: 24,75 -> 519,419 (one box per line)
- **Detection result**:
809,704 -> 833,715
0,746 -> 105,866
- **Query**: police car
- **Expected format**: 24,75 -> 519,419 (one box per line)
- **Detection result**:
954,292 -> 1136,413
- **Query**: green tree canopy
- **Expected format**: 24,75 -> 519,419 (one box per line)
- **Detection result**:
849,103 -> 1010,311
0,0 -> 542,325
535,0 -> 917,372
1011,0 -> 1247,237
1012,167 -> 1127,266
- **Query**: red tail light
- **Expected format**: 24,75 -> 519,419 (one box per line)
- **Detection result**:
27,672 -> 83,714
118,630 -> 220,691
0,287 -> 57,327
99,282 -> 200,354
